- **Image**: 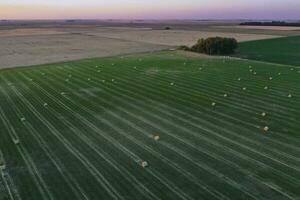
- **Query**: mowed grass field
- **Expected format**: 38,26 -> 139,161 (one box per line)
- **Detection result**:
237,36 -> 300,66
0,51 -> 300,200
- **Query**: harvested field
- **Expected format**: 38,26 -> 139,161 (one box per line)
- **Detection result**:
0,51 -> 299,199
90,29 -> 281,46
0,28 -> 66,37
0,33 -> 167,69
0,22 -> 282,69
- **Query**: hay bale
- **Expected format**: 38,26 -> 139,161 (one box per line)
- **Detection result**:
263,126 -> 269,132
139,160 -> 148,168
87,78 -> 91,81
278,72 -> 281,75
261,112 -> 267,117
43,103 -> 48,107
20,117 -> 26,122
288,94 -> 292,98
153,135 -> 160,141
242,87 -> 247,91
264,86 -> 268,90
253,72 -> 257,75
223,94 -> 228,97
170,83 -> 174,86
238,78 -> 241,81
211,102 -> 216,106
269,77 -> 273,80
13,139 -> 20,145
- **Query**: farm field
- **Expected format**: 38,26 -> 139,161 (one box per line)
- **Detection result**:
237,36 -> 300,66
0,51 -> 299,199
0,20 -> 287,69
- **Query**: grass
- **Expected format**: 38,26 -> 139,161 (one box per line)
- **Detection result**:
0,51 -> 299,199
237,36 -> 300,66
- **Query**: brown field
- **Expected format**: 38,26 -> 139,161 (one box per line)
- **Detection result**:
0,28 -> 66,37
89,28 -> 281,46
0,20 -> 292,69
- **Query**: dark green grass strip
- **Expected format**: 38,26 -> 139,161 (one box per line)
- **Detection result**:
237,36 -> 300,66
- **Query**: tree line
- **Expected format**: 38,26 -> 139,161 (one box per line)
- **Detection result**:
179,37 -> 238,55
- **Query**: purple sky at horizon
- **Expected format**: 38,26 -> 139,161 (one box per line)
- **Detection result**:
1,0 -> 300,20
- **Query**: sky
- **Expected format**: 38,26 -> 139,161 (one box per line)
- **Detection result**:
1,0 -> 300,20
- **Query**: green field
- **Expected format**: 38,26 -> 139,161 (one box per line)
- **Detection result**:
0,51 -> 300,200
237,36 -> 300,66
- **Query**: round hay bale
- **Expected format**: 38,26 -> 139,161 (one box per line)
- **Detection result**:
13,139 -> 20,145
211,102 -> 216,106
43,103 -> 48,107
154,135 -> 160,141
242,87 -> 247,91
261,112 -> 266,117
253,72 -> 257,75
263,126 -> 269,132
278,72 -> 281,75
170,83 -> 174,86
269,77 -> 273,80
264,86 -> 268,90
20,117 -> 26,122
238,78 -> 241,81
223,94 -> 228,97
139,160 -> 148,168
288,94 -> 292,98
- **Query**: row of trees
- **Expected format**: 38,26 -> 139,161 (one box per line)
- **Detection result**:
179,37 -> 238,55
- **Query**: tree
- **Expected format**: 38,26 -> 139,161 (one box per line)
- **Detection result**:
189,37 -> 238,55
